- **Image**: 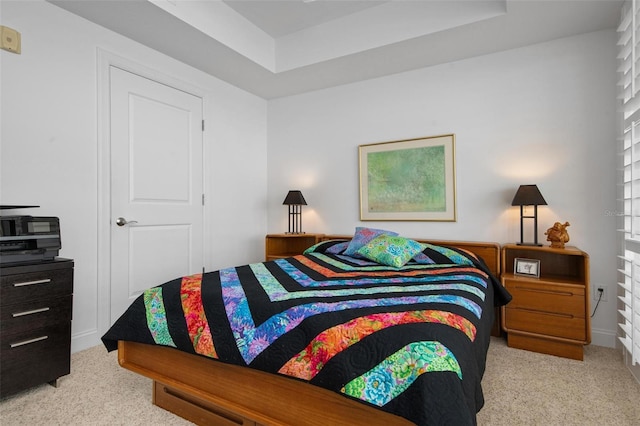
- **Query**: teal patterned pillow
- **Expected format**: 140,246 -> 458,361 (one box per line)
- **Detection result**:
356,235 -> 426,268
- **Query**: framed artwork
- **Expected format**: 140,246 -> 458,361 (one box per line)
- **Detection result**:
359,134 -> 456,221
514,258 -> 540,278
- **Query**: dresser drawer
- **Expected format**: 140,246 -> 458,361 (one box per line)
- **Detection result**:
504,278 -> 585,317
0,295 -> 73,335
1,267 -> 73,305
0,322 -> 71,397
504,278 -> 586,341
504,307 -> 586,341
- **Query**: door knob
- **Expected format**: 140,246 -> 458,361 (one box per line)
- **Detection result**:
116,217 -> 138,227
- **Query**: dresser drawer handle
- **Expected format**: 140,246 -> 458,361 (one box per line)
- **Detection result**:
13,278 -> 52,287
514,286 -> 574,297
515,307 -> 574,319
10,335 -> 48,348
12,307 -> 50,317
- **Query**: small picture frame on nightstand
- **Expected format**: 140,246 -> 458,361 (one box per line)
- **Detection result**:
514,258 -> 540,278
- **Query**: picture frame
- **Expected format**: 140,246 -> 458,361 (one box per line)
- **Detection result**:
359,134 -> 457,221
514,257 -> 540,278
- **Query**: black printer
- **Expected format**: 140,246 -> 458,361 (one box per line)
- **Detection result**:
0,215 -> 61,264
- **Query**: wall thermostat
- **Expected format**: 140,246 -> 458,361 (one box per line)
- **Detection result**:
1,25 -> 21,54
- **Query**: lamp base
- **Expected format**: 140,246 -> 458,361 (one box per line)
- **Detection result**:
516,242 -> 542,247
285,232 -> 306,235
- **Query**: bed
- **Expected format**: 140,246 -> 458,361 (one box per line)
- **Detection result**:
102,232 -> 511,426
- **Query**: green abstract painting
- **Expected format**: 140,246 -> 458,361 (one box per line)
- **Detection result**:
367,145 -> 445,213
359,135 -> 456,221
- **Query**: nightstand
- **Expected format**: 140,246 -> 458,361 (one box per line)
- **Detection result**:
0,258 -> 74,397
501,244 -> 590,360
265,234 -> 324,261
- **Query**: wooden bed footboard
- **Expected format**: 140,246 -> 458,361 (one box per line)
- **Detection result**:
118,340 -> 412,426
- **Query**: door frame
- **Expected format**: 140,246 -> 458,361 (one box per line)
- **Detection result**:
96,49 -> 208,339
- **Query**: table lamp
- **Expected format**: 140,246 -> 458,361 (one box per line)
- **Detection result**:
283,190 -> 307,234
511,184 -> 547,246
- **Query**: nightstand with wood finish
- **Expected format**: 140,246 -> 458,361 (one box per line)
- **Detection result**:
0,258 -> 74,397
501,244 -> 590,360
265,234 -> 324,261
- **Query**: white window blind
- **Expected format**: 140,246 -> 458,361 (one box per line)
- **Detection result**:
618,0 -> 640,366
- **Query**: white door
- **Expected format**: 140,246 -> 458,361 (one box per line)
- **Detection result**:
110,66 -> 204,322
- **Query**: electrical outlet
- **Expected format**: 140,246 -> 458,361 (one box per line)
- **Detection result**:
593,285 -> 608,302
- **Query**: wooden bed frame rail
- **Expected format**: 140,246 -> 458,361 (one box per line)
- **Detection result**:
119,340 -> 412,425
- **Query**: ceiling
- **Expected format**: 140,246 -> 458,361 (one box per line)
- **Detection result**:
48,0 -> 622,99
223,0 -> 388,38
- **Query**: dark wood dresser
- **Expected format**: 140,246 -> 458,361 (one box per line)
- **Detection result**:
0,258 -> 74,397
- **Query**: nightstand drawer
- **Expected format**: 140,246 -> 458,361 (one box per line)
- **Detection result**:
0,268 -> 73,305
504,279 -> 585,317
0,295 -> 73,334
505,307 -> 586,341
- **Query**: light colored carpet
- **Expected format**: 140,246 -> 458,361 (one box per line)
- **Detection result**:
0,344 -> 190,426
477,338 -> 640,425
1,337 -> 639,425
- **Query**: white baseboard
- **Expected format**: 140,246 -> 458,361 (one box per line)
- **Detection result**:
71,329 -> 102,353
590,327 -> 617,348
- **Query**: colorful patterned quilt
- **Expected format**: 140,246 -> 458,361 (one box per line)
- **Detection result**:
102,239 -> 511,425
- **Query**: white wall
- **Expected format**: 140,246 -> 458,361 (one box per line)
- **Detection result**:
0,0 -> 268,352
0,1 -> 618,350
267,30 -> 618,347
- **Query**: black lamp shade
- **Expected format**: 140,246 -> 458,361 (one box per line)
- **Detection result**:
283,190 -> 307,206
511,185 -> 547,206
